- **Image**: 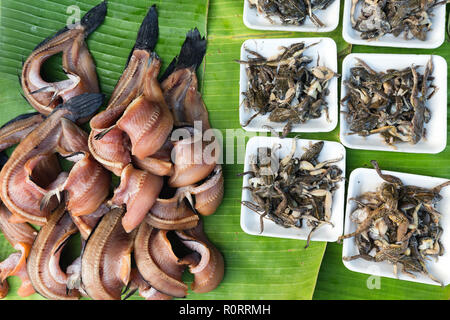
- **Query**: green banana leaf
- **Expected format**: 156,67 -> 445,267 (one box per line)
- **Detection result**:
0,0 -> 326,300
0,0 -> 449,300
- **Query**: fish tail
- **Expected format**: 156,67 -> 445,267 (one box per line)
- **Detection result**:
159,28 -> 206,82
54,93 -> 104,122
80,1 -> 108,36
134,5 -> 159,52
176,28 -> 207,71
33,1 -> 107,51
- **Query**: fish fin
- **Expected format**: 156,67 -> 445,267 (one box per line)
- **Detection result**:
124,5 -> 159,68
51,93 -> 104,123
80,1 -> 108,37
159,28 -> 206,82
175,28 -> 206,71
134,5 -> 158,52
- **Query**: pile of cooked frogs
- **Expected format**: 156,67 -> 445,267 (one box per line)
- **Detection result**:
0,2 -> 224,300
350,0 -> 446,41
341,57 -> 436,147
239,41 -> 339,136
248,0 -> 337,28
339,161 -> 449,285
241,140 -> 344,248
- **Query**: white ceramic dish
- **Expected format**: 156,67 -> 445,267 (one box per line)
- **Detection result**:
243,0 -> 340,32
343,168 -> 450,286
240,136 -> 346,242
342,0 -> 446,49
340,53 -> 447,154
239,37 -> 338,133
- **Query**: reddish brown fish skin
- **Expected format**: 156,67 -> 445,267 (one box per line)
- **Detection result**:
145,193 -> 199,230
110,164 -> 163,233
190,165 -> 224,216
20,0 -> 106,118
27,203 -> 80,300
0,113 -> 45,151
132,155 -> 173,177
91,56 -> 173,173
117,95 -> 173,160
0,204 -> 36,249
81,207 -> 135,300
131,139 -> 174,176
70,203 -> 110,240
176,221 -> 224,294
88,49 -> 149,175
168,129 -> 219,188
21,26 -> 99,116
134,224 -> 188,298
128,268 -> 172,300
64,152 -> 111,217
161,68 -> 211,131
90,49 -> 150,131
0,204 -> 37,297
0,102 -> 107,225
26,153 -> 62,190
0,109 -> 69,225
88,127 -> 131,176
117,57 -> 173,160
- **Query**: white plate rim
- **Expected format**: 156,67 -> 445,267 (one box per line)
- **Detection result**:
341,0 -> 446,49
239,37 -> 339,133
342,167 -> 450,286
240,136 -> 346,242
243,0 -> 341,33
339,53 -> 448,154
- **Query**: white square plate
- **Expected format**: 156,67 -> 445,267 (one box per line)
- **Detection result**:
239,37 -> 338,133
243,0 -> 340,32
240,136 -> 346,242
340,53 -> 447,154
342,0 -> 446,48
343,168 -> 450,286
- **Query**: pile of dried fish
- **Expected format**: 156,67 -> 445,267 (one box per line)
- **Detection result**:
241,140 -> 343,247
350,0 -> 447,41
341,57 -> 436,146
248,0 -> 336,27
0,2 -> 224,300
339,161 -> 449,285
239,42 -> 338,136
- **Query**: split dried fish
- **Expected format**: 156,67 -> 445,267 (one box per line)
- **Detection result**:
238,42 -> 338,136
248,0 -> 336,27
350,0 -> 447,41
0,2 -> 225,301
339,160 -> 449,285
241,140 -> 343,248
341,57 -> 436,146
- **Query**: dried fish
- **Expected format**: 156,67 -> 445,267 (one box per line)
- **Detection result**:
350,0 -> 446,41
241,140 -> 343,248
238,42 -> 338,135
341,57 -> 435,146
21,1 -> 106,117
248,0 -> 336,27
340,161 -> 447,285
